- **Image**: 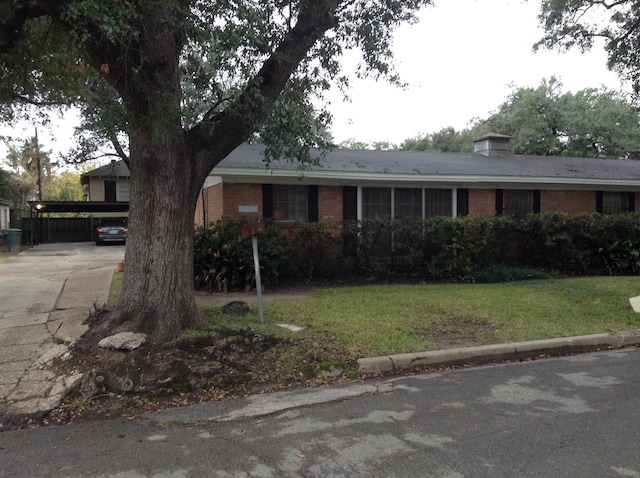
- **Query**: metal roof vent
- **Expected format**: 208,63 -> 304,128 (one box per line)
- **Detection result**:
473,133 -> 512,157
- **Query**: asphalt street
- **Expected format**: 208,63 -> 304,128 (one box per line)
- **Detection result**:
1,347 -> 639,478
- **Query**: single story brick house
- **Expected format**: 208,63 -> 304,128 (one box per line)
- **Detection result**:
195,134 -> 640,227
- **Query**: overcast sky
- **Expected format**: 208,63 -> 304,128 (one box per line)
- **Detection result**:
1,0 -> 626,162
327,0 -> 624,145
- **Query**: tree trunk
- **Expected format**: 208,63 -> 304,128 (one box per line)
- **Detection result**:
116,120 -> 207,344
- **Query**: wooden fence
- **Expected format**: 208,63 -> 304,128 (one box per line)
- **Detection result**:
19,217 -> 126,244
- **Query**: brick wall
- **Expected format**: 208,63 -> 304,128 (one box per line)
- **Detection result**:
541,190 -> 595,214
318,186 -> 343,222
194,183 -> 224,227
468,189 -> 496,216
468,189 -> 602,216
222,183 -> 263,218
195,183 -> 638,227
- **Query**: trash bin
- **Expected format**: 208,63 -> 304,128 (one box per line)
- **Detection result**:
2,229 -> 22,252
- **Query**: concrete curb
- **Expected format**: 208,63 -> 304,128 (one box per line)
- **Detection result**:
357,329 -> 640,374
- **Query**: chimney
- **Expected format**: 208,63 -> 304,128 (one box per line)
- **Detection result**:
473,133 -> 512,157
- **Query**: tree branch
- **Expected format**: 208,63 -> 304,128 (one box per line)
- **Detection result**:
188,0 -> 339,174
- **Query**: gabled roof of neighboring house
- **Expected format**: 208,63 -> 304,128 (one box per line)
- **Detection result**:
0,198 -> 11,206
81,160 -> 130,185
211,143 -> 640,190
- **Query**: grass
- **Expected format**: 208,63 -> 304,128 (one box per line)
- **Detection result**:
108,270 -> 124,305
259,278 -> 640,357
109,275 -> 640,359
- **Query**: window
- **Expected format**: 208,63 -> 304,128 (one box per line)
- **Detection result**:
361,187 -> 453,220
273,185 -> 308,221
497,190 -> 540,217
118,181 -> 130,202
598,191 -> 634,214
362,187 -> 391,218
504,190 -> 531,217
394,188 -> 422,218
425,189 -> 452,217
263,184 -> 318,222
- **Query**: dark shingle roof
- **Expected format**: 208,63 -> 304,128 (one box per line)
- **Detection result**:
81,160 -> 130,184
214,143 -> 640,187
80,144 -> 640,188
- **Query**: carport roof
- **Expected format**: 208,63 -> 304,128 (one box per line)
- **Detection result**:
28,201 -> 129,213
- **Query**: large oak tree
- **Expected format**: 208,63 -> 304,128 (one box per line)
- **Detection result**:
0,1 -> 431,343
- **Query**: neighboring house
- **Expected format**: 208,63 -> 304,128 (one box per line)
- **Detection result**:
0,198 -> 10,229
80,160 -> 130,217
195,134 -> 640,226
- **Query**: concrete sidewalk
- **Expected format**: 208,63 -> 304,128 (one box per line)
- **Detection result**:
0,243 -> 123,421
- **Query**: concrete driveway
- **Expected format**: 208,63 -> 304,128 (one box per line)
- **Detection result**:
0,243 -> 124,418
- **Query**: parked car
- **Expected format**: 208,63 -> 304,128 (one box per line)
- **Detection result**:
95,219 -> 127,245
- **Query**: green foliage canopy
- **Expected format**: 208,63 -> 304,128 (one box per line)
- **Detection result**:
0,1 -> 433,165
535,0 -> 640,94
402,78 -> 640,158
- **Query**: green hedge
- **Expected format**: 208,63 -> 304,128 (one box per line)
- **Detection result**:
194,214 -> 640,290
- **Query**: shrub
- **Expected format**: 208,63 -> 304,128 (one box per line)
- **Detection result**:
194,213 -> 640,290
194,218 -> 289,292
286,222 -> 344,282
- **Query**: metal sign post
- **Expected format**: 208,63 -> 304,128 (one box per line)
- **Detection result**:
241,217 -> 266,323
251,235 -> 264,323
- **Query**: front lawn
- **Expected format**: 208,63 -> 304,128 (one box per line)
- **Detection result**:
203,277 -> 640,359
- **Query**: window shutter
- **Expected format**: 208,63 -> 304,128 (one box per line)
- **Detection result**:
262,184 -> 273,218
343,186 -> 357,220
495,189 -> 504,216
308,185 -> 318,222
596,191 -> 603,214
533,190 -> 541,214
629,192 -> 635,213
456,188 -> 469,217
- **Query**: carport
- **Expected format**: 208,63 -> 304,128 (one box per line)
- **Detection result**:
27,201 -> 129,243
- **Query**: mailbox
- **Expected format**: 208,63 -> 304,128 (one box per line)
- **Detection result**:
241,217 -> 265,240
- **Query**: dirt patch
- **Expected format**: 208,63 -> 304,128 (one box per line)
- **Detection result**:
45,296 -> 355,427
413,315 -> 498,349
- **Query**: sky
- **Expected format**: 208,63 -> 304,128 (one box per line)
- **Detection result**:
327,0 -> 624,145
0,0 -> 626,162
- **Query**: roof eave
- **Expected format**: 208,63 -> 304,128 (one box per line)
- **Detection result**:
210,168 -> 640,190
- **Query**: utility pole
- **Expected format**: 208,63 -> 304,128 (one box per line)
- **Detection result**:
35,128 -> 42,201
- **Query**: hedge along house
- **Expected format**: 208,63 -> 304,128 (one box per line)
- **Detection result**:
195,133 -> 640,227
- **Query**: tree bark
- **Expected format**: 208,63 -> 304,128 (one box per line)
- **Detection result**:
109,7 -> 209,344
116,120 -> 207,344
